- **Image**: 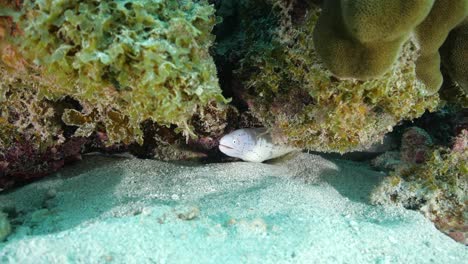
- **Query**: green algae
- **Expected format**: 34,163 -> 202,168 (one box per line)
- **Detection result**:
18,0 -> 226,144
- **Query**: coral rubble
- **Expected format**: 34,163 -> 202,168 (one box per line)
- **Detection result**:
371,128 -> 468,244
400,127 -> 433,164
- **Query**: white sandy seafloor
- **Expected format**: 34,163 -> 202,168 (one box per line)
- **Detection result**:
0,153 -> 466,263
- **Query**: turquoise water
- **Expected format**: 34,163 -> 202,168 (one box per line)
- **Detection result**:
0,154 -> 466,263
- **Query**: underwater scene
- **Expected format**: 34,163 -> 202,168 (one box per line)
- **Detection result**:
0,0 -> 467,263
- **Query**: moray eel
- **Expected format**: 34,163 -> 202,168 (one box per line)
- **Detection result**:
218,128 -> 298,162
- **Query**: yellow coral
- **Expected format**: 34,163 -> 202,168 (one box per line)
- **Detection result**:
313,0 -> 468,94
441,20 -> 468,94
313,0 -> 433,80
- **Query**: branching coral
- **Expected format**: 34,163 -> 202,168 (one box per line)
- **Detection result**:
234,1 -> 439,152
313,0 -> 468,94
19,0 -> 226,144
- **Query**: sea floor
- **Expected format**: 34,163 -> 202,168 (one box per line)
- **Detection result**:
0,153 -> 466,263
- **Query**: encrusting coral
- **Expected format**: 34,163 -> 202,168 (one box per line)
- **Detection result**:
313,0 -> 468,95
231,1 -> 439,153
371,128 -> 468,244
19,0 -> 227,144
1,2 -> 92,190
400,127 -> 433,164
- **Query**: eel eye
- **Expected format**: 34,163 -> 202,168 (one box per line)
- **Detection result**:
233,139 -> 237,144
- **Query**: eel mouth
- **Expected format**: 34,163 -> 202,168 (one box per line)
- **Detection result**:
219,144 -> 234,150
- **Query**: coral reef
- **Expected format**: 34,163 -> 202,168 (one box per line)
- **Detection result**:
0,4 -> 77,190
0,211 -> 11,242
228,1 -> 439,152
19,0 -> 227,144
0,0 -> 237,189
313,0 -> 468,94
128,120 -> 209,161
0,65 -> 63,152
128,101 -> 239,161
313,0 -> 433,80
371,129 -> 468,244
414,0 -> 468,94
370,151 -> 401,172
441,19 -> 468,94
0,0 -> 466,189
400,127 -> 433,164
0,137 -> 88,191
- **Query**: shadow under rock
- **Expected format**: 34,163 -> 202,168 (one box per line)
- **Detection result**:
0,155 -> 127,237
317,158 -> 385,205
315,158 -> 414,228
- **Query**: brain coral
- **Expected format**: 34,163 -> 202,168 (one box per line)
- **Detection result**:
236,1 -> 439,152
313,0 -> 468,95
19,0 -> 226,144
